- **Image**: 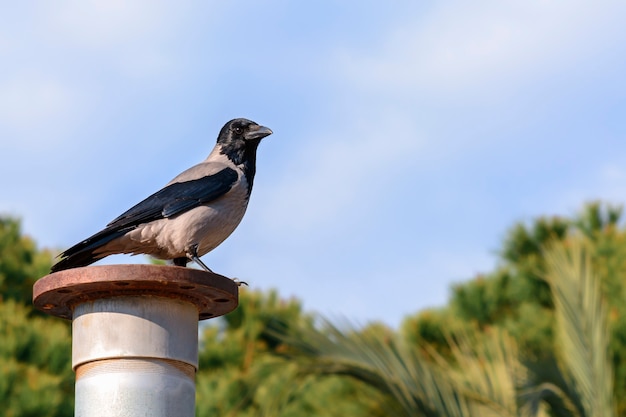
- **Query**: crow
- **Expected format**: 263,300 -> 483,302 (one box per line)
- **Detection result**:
51,118 -> 272,276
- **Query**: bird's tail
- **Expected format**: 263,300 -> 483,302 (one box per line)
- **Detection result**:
50,228 -> 129,273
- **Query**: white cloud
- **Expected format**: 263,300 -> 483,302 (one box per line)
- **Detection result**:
255,0 -> 626,244
44,1 -> 188,79
42,1 -> 175,47
334,1 -> 626,100
0,2 -> 196,148
259,110 -> 425,234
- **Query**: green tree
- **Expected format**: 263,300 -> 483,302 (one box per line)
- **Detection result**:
404,203 -> 626,360
0,299 -> 73,417
281,238 -> 616,417
0,217 -> 74,416
196,289 -> 384,417
0,217 -> 54,304
4,203 -> 626,417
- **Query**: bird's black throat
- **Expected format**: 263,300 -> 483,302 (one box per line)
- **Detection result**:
220,139 -> 261,195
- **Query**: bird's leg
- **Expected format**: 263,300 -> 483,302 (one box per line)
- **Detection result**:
187,244 -> 214,273
173,257 -> 188,267
187,245 -> 248,286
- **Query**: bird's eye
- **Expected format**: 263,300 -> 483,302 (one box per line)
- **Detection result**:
234,127 -> 244,135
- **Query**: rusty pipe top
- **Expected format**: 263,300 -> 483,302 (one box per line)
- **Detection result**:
33,264 -> 238,320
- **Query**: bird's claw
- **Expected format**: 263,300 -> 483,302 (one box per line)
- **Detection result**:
232,278 -> 248,287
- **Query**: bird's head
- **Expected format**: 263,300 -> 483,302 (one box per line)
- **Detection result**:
216,118 -> 272,167
218,118 -> 272,147
215,118 -> 273,188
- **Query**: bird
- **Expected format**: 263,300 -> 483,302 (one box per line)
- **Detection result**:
50,118 -> 273,277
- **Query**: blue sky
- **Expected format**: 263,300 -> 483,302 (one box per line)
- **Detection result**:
2,1 -> 626,327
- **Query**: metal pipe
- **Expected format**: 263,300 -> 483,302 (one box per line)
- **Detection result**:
33,264 -> 238,417
73,296 -> 198,417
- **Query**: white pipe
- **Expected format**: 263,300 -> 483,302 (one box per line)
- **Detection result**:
72,296 -> 198,417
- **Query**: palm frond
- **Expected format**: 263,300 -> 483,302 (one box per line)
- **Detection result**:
518,381 -> 578,417
542,239 -> 616,417
428,328 -> 522,417
284,319 -> 471,417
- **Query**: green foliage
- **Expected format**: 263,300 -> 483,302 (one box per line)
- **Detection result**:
196,290 -> 383,417
283,238 -> 617,417
198,289 -> 306,372
0,217 -> 73,416
0,217 -> 54,304
283,318 -> 472,417
0,299 -> 73,417
542,240 -> 615,416
196,289 -> 305,415
418,203 -> 626,363
399,203 -> 626,415
284,317 -> 559,417
3,203 -> 626,416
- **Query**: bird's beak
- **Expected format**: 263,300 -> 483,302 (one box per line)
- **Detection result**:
245,125 -> 273,141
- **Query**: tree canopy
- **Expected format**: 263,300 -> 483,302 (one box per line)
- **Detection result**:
2,201 -> 626,416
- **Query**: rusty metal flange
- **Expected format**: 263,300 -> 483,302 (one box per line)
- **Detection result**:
33,264 -> 238,320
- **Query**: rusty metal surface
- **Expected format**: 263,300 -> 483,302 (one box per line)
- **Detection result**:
33,264 -> 238,320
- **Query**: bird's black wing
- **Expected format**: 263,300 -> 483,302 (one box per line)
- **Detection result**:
50,167 -> 238,273
107,167 -> 239,229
